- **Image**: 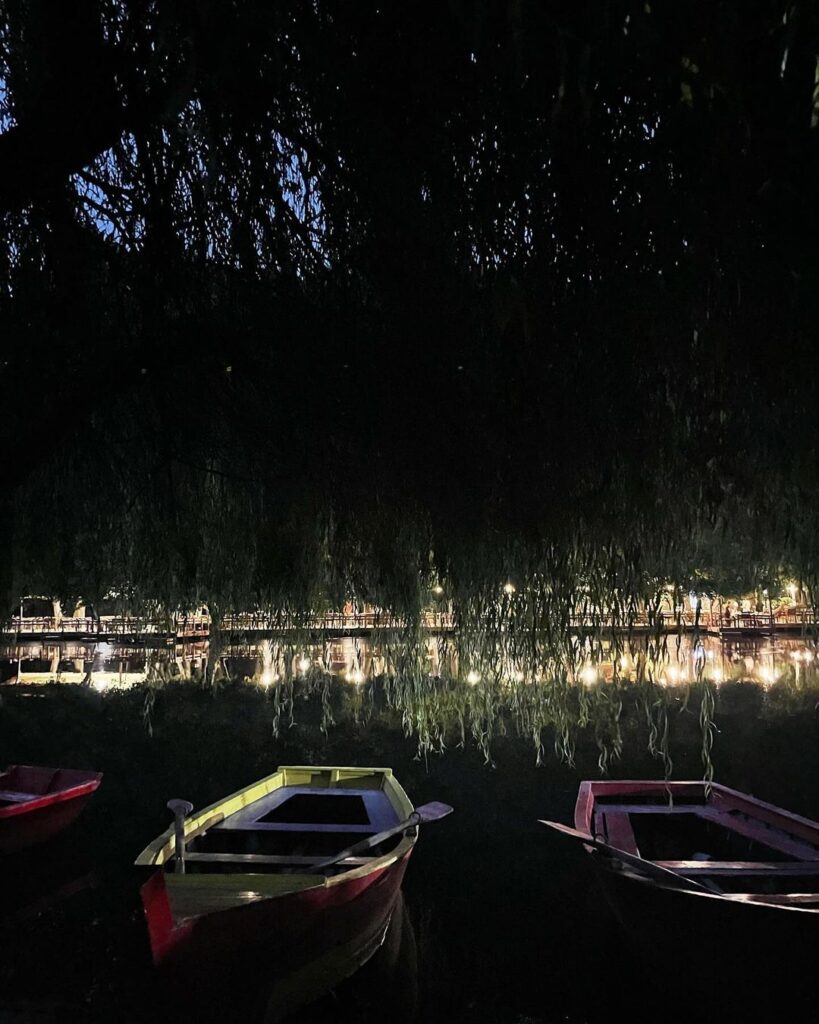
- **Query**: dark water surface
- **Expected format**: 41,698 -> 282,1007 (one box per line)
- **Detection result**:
2,677 -> 819,1023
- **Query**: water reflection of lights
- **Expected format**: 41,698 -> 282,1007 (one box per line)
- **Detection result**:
4,637 -> 819,692
760,667 -> 777,685
580,665 -> 598,686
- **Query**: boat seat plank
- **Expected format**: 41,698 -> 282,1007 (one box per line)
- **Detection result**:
601,812 -> 639,855
729,893 -> 819,905
0,790 -> 37,803
656,860 -> 819,875
213,822 -> 375,834
184,852 -> 374,867
166,872 -> 321,923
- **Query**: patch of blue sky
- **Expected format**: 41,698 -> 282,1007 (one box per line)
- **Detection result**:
0,76 -> 15,134
72,138 -> 144,247
277,136 -> 329,266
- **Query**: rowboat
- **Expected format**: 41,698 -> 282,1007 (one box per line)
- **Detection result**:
135,765 -> 450,1021
0,765 -> 102,853
542,780 -> 819,1014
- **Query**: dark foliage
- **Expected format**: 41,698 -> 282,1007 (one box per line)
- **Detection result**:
2,1 -> 819,608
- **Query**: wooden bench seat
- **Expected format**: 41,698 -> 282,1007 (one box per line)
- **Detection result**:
184,852 -> 374,867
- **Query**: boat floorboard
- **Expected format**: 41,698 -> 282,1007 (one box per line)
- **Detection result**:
214,785 -> 398,833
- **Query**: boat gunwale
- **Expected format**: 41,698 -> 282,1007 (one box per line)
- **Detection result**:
575,780 -> 819,847
0,766 -> 102,819
134,765 -> 416,888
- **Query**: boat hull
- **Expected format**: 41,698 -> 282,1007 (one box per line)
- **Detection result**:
142,850 -> 411,1021
0,767 -> 102,854
592,860 -> 818,1014
0,793 -> 97,853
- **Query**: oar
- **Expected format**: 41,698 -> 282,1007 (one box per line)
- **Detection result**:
539,819 -> 717,895
309,801 -> 453,873
167,799 -> 194,874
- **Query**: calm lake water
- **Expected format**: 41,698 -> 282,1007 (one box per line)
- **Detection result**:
2,636 -> 819,1023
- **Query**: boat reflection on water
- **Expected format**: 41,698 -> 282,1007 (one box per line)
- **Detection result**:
0,837 -> 96,929
287,891 -> 418,1024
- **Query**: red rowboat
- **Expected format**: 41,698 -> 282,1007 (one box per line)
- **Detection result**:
136,765 -> 450,1021
543,780 -> 819,1015
0,765 -> 102,853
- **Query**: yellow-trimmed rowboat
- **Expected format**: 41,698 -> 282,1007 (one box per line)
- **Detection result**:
136,765 -> 448,1020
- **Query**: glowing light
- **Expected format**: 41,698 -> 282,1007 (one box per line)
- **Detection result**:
298,656 -> 311,674
347,668 -> 365,685
432,585 -> 444,595
743,656 -> 755,672
619,654 -> 630,670
711,668 -> 723,683
503,582 -> 516,595
804,649 -> 815,663
788,583 -> 798,598
760,666 -> 777,685
791,650 -> 803,662
466,670 -> 481,685
705,649 -> 715,662
666,665 -> 681,684
260,669 -> 277,687
92,675 -> 110,692
580,665 -> 597,686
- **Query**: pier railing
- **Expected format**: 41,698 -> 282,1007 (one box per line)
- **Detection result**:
2,608 -> 815,639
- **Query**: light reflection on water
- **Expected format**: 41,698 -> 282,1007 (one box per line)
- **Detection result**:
1,634 -> 817,691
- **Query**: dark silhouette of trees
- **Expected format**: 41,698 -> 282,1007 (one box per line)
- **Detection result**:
2,1 -> 819,608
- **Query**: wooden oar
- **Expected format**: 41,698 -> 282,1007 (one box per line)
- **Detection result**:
539,819 -> 717,895
309,801 -> 453,873
167,799 -> 194,874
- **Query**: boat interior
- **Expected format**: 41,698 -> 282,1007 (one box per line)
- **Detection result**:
181,773 -> 406,875
585,782 -> 819,902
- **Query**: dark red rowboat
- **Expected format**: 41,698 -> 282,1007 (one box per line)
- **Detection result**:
0,765 -> 102,853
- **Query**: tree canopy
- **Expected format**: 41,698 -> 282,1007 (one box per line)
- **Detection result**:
2,1 -> 819,611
